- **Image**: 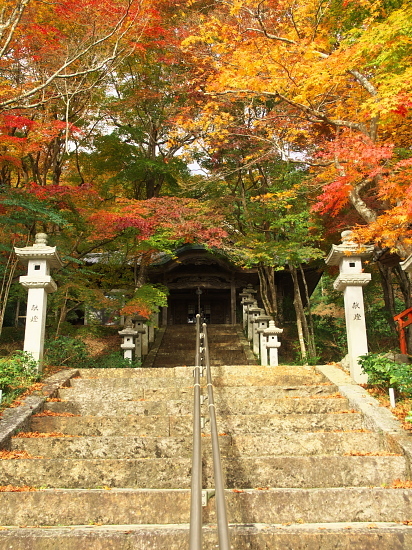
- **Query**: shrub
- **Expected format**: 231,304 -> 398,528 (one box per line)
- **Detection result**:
91,351 -> 141,369
44,336 -> 92,369
359,353 -> 412,396
0,351 -> 39,400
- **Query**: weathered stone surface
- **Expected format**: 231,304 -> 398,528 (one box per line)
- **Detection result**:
0,523 -> 411,550
44,399 -> 169,416
0,455 -> 406,489
201,411 -> 366,434
228,431 -> 387,456
59,385 -> 193,402
2,487 -> 412,527
0,457 -> 193,489
10,435 -> 217,459
0,488 -> 192,526
214,396 -> 350,415
30,415 -> 171,437
11,431 -> 385,459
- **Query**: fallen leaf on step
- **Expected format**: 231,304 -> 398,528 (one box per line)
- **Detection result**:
33,411 -> 79,417
0,450 -> 42,459
0,485 -> 37,492
391,479 -> 412,489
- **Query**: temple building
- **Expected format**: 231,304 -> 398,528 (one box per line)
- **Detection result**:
147,245 -> 321,326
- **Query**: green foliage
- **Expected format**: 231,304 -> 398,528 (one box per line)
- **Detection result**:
44,336 -> 92,369
312,314 -> 347,361
0,192 -> 69,230
91,352 -> 141,369
359,353 -> 412,395
0,351 -> 39,402
121,284 -> 169,318
43,334 -> 142,370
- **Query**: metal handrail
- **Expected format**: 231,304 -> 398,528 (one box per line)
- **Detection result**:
189,314 -> 203,549
203,322 -> 230,549
189,315 -> 230,549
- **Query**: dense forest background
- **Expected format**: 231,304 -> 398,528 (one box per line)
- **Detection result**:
0,0 -> 411,362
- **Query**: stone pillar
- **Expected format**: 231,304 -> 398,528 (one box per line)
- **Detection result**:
230,279 -> 236,325
256,314 -> 272,363
118,318 -> 137,361
15,233 -> 62,370
252,308 -> 265,356
242,297 -> 254,334
239,285 -> 257,331
134,317 -> 148,359
247,302 -> 260,342
148,312 -> 158,344
262,320 -> 283,366
325,230 -> 373,384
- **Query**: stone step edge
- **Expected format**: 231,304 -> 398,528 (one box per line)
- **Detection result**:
0,521 -> 410,533
316,364 -> 412,465
0,369 -> 78,450
1,487 -> 411,501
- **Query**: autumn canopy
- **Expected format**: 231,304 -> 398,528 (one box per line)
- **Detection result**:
0,0 -> 411,352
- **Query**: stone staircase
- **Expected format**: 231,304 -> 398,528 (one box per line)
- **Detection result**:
1,354 -> 412,546
151,324 -> 253,368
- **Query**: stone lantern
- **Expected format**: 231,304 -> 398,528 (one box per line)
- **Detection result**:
239,285 -> 257,331
251,308 -> 265,356
134,316 -> 148,361
247,302 -> 261,342
256,313 -> 273,363
325,230 -> 374,383
262,320 -> 283,366
15,233 -> 62,369
118,317 -> 137,361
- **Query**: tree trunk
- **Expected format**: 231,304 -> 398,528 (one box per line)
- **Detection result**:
257,264 -> 278,322
299,264 -> 317,358
377,262 -> 397,331
289,264 -> 314,362
0,250 -> 18,337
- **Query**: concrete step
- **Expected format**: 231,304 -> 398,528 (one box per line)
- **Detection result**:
44,399 -> 193,417
0,455 -> 406,489
69,373 -> 326,388
74,364 -> 325,382
0,522 -> 411,549
11,431 -> 387,459
213,396 -> 350,415
58,383 -> 338,403
30,411 -> 367,437
59,385 -> 194,401
30,414 -> 174,437
47,395 -> 350,416
1,487 -> 412,527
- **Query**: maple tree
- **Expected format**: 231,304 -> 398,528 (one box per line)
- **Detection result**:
179,0 -> 412,341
